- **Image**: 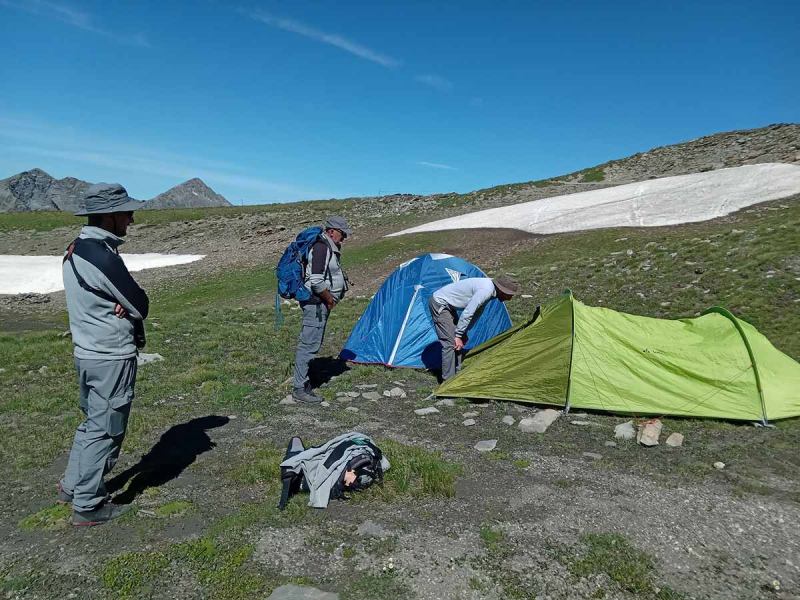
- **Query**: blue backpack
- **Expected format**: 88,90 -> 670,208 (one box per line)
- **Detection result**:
274,227 -> 324,329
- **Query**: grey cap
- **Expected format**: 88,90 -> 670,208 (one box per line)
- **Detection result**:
325,215 -> 352,237
493,276 -> 522,296
74,183 -> 145,216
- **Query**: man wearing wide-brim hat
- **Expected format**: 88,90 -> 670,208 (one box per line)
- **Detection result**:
429,275 -> 521,382
58,183 -> 149,525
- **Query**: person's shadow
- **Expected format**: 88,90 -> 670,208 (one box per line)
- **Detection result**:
107,415 -> 230,505
308,357 -> 350,388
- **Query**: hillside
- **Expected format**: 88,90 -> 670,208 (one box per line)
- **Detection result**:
0,170 -> 231,213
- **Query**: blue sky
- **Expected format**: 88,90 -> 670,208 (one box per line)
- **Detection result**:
1,0 -> 798,204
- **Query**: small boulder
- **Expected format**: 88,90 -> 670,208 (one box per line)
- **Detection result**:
604,441 -> 618,447
462,419 -> 476,426
320,401 -> 330,407
279,395 -> 297,405
637,420 -> 662,446
474,440 -> 497,452
502,415 -> 516,425
462,412 -> 479,418
518,409 -> 560,433
346,391 -> 360,398
387,387 -> 407,398
570,420 -> 592,426
614,420 -> 636,439
362,391 -> 381,401
137,353 -> 164,367
714,461 -> 725,470
665,433 -> 684,447
266,584 -> 339,600
414,407 -> 439,416
435,398 -> 455,406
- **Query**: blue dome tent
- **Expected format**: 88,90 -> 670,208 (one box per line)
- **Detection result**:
340,254 -> 512,369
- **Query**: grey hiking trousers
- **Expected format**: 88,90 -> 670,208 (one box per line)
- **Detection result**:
60,357 -> 137,511
293,302 -> 330,391
429,296 -> 463,381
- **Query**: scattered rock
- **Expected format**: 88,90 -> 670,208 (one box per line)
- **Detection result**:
414,407 -> 439,416
435,398 -> 455,406
462,412 -> 479,418
666,433 -> 684,447
336,392 -> 348,397
279,395 -> 297,405
384,387 -> 407,398
362,391 -> 381,401
462,419 -> 476,426
345,406 -> 359,413
356,521 -> 389,538
137,353 -> 164,366
474,440 -> 497,452
346,391 -> 360,398
266,584 -> 339,600
320,401 -> 330,407
714,461 -> 726,470
518,409 -> 560,433
604,441 -> 618,447
582,452 -> 603,460
502,415 -> 515,425
570,420 -> 592,426
637,420 -> 663,446
614,420 -> 636,439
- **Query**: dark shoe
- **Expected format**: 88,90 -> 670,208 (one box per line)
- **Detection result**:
292,388 -> 324,404
72,503 -> 132,526
56,483 -> 73,505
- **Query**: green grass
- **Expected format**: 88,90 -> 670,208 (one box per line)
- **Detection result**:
479,525 -> 505,552
579,168 -> 606,183
154,499 -> 194,518
17,503 -> 73,531
102,551 -> 170,599
562,534 -> 685,598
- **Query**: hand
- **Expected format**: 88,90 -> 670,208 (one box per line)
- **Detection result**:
344,470 -> 357,486
454,337 -> 464,351
319,290 -> 337,311
114,304 -> 128,319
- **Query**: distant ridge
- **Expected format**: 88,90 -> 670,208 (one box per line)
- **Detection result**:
0,170 -> 231,213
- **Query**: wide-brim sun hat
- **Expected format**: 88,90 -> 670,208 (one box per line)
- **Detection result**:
74,182 -> 146,216
493,275 -> 522,296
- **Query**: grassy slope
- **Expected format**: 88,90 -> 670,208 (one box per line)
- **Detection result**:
1,197 -> 798,598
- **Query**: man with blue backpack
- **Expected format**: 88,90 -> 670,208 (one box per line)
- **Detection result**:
282,216 -> 352,403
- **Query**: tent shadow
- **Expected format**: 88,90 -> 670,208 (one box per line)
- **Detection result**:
107,415 -> 230,505
309,357 -> 350,387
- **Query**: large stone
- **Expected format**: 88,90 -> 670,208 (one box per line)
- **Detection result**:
614,420 -> 636,439
502,415 -> 516,425
474,440 -> 497,452
518,409 -> 560,433
637,420 -> 663,446
137,353 -> 164,366
665,433 -> 684,447
414,407 -> 439,416
266,584 -> 339,600
387,387 -> 407,398
362,391 -> 381,401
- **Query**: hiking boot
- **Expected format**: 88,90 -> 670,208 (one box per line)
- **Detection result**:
292,388 -> 324,404
72,503 -> 132,526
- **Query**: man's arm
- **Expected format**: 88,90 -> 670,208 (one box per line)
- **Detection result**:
307,241 -> 336,309
72,244 -> 149,320
454,287 -> 493,338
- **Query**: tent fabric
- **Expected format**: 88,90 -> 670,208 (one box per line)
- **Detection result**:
339,254 -> 512,369
435,291 -> 800,422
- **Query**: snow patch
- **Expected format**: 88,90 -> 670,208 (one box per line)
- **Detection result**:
0,253 -> 205,295
389,164 -> 800,237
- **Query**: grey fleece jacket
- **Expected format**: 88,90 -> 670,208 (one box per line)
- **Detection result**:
63,226 -> 149,360
303,233 -> 348,302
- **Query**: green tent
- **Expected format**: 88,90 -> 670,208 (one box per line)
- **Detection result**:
435,291 -> 800,423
